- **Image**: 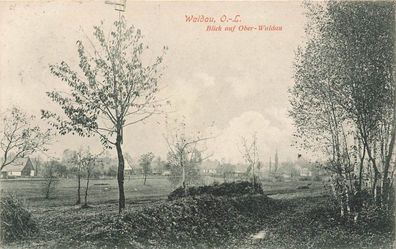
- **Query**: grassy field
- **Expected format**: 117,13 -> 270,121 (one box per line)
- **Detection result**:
0,176 -> 325,208
0,176 -> 172,208
4,177 -> 389,249
2,191 -> 393,249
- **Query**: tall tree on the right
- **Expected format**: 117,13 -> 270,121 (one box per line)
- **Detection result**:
290,1 -> 395,218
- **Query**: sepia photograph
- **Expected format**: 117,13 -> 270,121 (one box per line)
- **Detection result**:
0,0 -> 395,248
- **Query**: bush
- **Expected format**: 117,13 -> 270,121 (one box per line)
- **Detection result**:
0,194 -> 37,243
274,175 -> 285,182
313,175 -> 322,181
299,176 -> 312,181
168,181 -> 264,200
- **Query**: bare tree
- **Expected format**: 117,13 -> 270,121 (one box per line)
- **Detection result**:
82,149 -> 103,208
164,118 -> 213,191
1,107 -> 52,170
63,149 -> 84,205
42,160 -> 60,199
138,152 -> 154,185
42,17 -> 166,213
217,162 -> 236,183
124,153 -> 135,176
240,134 -> 260,188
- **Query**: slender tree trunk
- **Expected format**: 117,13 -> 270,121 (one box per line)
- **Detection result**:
182,165 -> 186,192
358,147 -> 366,191
383,119 -> 396,208
340,194 -> 345,217
46,178 -> 52,199
362,138 -> 381,205
144,173 -> 147,185
252,163 -> 256,189
368,155 -> 380,204
84,170 -> 90,207
180,153 -> 186,194
344,183 -> 351,215
76,172 -> 81,205
383,57 -> 396,210
116,132 -> 126,213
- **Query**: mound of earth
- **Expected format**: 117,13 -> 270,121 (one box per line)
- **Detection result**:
168,181 -> 264,200
75,194 -> 275,248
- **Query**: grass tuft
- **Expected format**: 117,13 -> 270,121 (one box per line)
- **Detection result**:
0,193 -> 37,243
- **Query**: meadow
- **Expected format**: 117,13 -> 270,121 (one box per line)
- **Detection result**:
1,177 -> 393,249
0,176 -> 324,208
1,176 -> 172,208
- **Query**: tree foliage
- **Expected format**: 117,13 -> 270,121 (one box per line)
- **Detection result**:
290,1 -> 395,220
1,107 -> 52,170
42,17 -> 166,212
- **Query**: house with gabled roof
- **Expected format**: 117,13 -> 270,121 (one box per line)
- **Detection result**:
1,158 -> 35,178
200,160 -> 220,175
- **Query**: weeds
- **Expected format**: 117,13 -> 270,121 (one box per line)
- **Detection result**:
0,194 -> 37,243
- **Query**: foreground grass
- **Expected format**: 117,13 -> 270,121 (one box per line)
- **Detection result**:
228,196 -> 394,249
3,194 -> 394,249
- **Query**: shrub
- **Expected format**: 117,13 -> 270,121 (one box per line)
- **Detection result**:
313,175 -> 322,181
299,176 -> 312,181
0,194 -> 37,243
274,175 -> 285,182
168,181 -> 264,200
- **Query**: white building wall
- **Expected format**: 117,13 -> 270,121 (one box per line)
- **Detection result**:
9,171 -> 21,176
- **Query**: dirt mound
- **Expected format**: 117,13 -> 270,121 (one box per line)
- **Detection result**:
168,181 -> 264,200
75,194 -> 275,248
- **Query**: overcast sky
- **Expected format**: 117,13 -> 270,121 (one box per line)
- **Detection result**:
0,1 -> 307,163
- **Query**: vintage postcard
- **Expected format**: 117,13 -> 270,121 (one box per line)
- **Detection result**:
0,1 -> 395,248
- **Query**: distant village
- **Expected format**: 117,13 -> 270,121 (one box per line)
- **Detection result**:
1,150 -> 327,182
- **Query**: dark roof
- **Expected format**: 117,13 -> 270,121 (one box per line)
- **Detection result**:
1,158 -> 31,172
